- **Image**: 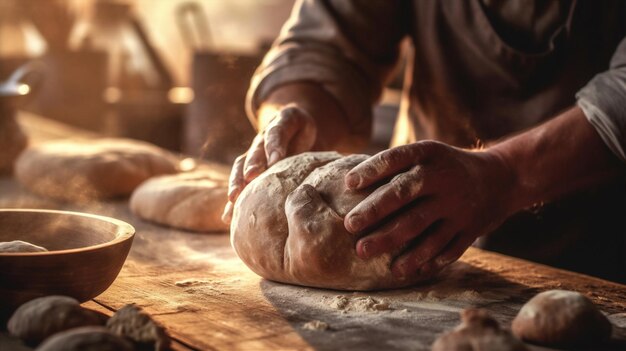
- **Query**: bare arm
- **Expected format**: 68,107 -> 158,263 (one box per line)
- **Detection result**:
490,106 -> 624,214
344,106 -> 624,278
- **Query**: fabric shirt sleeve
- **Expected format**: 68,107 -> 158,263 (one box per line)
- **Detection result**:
246,0 -> 407,136
577,36 -> 626,162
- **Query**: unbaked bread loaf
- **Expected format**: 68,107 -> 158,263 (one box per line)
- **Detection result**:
8,296 -> 104,345
0,240 -> 47,253
432,308 -> 528,351
511,290 -> 612,347
130,170 -> 228,232
231,152 -> 436,291
15,138 -> 178,202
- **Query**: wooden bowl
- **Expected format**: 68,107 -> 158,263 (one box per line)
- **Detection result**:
0,209 -> 135,312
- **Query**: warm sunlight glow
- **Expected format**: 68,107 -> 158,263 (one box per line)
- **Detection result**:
168,87 -> 194,104
17,84 -> 30,95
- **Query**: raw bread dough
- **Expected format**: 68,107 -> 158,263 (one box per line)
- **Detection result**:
130,170 -> 228,232
0,114 -> 28,174
8,296 -> 105,345
0,240 -> 47,253
15,138 -> 179,202
36,326 -> 134,351
106,304 -> 170,351
432,308 -> 528,351
231,152 -> 435,291
511,289 -> 612,347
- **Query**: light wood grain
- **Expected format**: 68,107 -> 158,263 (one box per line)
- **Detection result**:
2,178 -> 626,350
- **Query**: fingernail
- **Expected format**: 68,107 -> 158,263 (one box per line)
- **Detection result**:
345,173 -> 360,189
347,214 -> 362,232
221,202 -> 233,224
228,186 -> 240,202
358,240 -> 371,259
268,151 -> 280,166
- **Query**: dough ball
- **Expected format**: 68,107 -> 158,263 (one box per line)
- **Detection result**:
8,296 -> 105,345
231,152 -> 436,291
130,170 -> 228,232
0,113 -> 28,175
511,289 -> 612,347
106,304 -> 170,351
15,138 -> 179,202
36,326 -> 134,351
0,240 -> 47,253
432,308 -> 528,351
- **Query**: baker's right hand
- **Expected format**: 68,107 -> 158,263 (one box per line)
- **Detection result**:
222,104 -> 317,224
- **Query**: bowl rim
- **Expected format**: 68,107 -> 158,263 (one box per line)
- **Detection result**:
0,208 -> 135,256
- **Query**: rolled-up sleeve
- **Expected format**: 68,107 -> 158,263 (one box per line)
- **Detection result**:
577,37 -> 626,162
246,0 -> 407,136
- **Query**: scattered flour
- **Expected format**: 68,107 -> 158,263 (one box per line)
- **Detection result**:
419,290 -> 483,302
328,296 -> 391,312
174,279 -> 207,287
302,320 -> 329,331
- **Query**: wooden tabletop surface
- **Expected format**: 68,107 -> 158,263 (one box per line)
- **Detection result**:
1,113 -> 625,351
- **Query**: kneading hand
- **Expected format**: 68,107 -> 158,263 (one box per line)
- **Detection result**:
222,105 -> 317,223
344,141 -> 515,279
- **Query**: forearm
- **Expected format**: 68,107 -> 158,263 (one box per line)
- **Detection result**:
488,106 -> 625,214
257,82 -> 369,153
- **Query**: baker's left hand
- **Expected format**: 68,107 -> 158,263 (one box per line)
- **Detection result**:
344,141 -> 515,279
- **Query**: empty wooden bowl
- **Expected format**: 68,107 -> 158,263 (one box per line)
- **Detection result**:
0,209 -> 135,312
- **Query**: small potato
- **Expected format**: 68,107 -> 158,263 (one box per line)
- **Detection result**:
36,326 -> 134,351
8,296 -> 105,345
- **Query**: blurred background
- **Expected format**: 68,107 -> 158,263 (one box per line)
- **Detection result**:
0,0 -> 401,165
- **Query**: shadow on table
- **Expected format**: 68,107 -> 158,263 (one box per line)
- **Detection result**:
260,261 -> 626,351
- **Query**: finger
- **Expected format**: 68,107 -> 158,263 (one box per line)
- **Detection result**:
243,134 -> 267,183
345,165 -> 428,233
221,201 -> 234,225
287,111 -> 316,155
228,154 -> 247,202
345,142 -> 437,190
421,233 -> 475,275
391,221 -> 458,279
355,199 -> 438,259
264,107 -> 312,166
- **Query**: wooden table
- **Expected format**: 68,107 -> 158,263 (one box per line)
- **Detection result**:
1,113 -> 626,351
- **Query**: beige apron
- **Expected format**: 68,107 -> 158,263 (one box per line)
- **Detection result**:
395,0 -> 626,282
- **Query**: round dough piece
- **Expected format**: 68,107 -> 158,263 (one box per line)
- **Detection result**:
36,326 -> 134,351
106,304 -> 170,351
130,170 -> 228,232
231,152 -> 436,291
15,138 -> 179,202
511,289 -> 612,347
432,308 -> 528,351
0,240 -> 47,253
8,296 -> 105,345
